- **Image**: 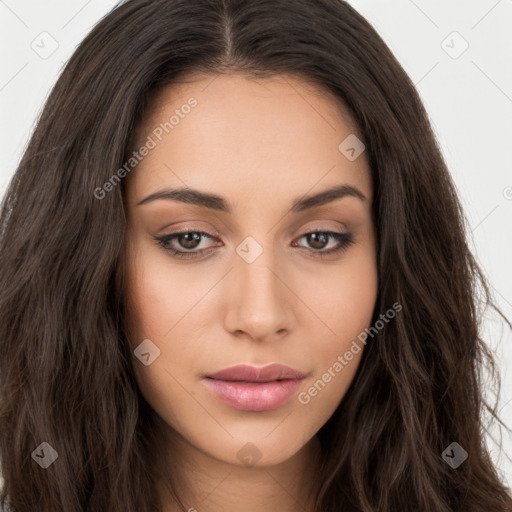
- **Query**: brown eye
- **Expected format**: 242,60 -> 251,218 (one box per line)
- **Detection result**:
176,232 -> 202,250
305,232 -> 329,250
293,231 -> 355,257
154,229 -> 355,260
154,230 -> 218,259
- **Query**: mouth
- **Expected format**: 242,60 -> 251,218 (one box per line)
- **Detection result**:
203,363 -> 307,412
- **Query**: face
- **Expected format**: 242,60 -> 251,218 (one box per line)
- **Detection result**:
123,72 -> 378,469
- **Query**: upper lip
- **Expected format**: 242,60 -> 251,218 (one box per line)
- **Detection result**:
205,363 -> 307,382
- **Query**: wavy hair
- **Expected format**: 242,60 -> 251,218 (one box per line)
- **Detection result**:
0,0 -> 511,510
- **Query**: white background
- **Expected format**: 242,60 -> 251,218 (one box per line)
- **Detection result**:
1,0 -> 511,488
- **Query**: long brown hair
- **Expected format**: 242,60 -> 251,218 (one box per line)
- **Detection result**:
0,0 -> 510,510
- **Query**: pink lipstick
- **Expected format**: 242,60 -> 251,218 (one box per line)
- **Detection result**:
203,363 -> 306,412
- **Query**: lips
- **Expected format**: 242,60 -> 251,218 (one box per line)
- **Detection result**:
203,364 -> 307,412
205,363 -> 307,382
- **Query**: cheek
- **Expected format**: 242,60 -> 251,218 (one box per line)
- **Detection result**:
125,246 -> 210,341
124,243 -> 213,396
294,249 -> 377,419
124,248 -> 205,430
302,246 -> 378,346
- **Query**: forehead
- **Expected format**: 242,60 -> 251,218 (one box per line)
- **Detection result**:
137,71 -> 360,142
125,72 -> 372,208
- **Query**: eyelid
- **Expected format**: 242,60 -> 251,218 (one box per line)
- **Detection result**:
155,222 -> 221,237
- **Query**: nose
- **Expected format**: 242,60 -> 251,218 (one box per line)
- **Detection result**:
222,244 -> 295,343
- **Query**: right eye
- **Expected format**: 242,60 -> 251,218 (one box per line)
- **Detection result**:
154,230 -> 220,259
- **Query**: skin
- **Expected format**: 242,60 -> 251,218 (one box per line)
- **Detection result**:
123,72 -> 378,512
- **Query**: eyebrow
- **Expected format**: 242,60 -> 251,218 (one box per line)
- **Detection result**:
136,183 -> 366,213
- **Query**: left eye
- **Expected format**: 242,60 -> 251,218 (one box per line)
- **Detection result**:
154,229 -> 354,260
293,231 -> 353,252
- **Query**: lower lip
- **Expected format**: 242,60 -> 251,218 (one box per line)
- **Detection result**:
203,378 -> 303,411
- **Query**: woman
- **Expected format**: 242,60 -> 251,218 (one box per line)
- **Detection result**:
0,0 -> 510,510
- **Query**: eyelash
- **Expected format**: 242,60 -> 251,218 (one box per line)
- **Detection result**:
153,229 -> 355,260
